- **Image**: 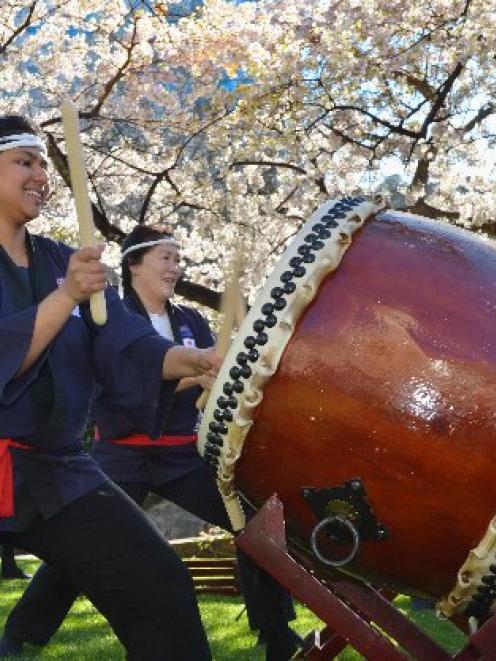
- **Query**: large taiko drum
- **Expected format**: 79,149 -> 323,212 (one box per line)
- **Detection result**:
198,197 -> 496,620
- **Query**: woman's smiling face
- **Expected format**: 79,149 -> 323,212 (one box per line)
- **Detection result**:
130,243 -> 182,305
0,147 -> 50,226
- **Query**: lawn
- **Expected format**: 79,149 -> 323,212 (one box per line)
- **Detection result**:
0,558 -> 467,659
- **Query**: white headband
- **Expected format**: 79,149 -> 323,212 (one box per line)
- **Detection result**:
121,237 -> 180,259
0,133 -> 47,157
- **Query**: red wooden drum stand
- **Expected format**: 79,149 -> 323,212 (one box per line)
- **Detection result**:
236,495 -> 496,660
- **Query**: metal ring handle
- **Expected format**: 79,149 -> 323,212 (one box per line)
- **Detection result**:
310,515 -> 361,567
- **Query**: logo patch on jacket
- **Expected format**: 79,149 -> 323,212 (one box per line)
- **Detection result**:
180,324 -> 196,347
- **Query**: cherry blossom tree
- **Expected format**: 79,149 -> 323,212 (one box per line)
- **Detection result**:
0,0 -> 494,308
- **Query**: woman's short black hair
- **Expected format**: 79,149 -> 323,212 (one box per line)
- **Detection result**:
121,224 -> 176,296
0,115 -> 41,140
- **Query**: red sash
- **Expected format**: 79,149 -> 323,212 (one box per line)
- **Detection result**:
0,439 -> 33,518
106,433 -> 197,447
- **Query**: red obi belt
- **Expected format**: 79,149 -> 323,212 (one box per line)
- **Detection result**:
0,439 -> 32,518
102,433 -> 197,447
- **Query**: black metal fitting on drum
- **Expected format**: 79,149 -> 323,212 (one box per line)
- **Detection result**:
310,515 -> 361,567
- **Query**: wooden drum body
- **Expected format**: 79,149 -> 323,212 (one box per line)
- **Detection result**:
198,198 -> 496,618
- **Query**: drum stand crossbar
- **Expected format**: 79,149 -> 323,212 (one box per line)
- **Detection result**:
235,495 -> 496,660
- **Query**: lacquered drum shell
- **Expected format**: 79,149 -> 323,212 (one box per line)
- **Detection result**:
236,211 -> 496,598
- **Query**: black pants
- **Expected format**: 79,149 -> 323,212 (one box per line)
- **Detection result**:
1,544 -> 19,572
5,465 -> 295,658
2,482 -> 210,661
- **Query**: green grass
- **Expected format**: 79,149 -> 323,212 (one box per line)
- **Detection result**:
0,559 -> 467,659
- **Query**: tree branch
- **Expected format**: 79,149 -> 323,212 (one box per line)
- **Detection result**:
464,103 -> 495,133
391,70 -> 436,101
232,160 -> 307,175
411,144 -> 437,189
310,102 -> 420,139
405,198 -> 460,221
419,63 -> 464,139
89,19 -> 138,117
138,168 -> 179,224
0,1 -> 38,54
175,279 -> 221,310
274,186 -> 299,213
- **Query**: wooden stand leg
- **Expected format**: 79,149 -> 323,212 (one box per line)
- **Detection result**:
235,494 -> 496,660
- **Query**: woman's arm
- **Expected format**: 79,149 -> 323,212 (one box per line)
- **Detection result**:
175,372 -> 215,393
162,345 -> 221,381
18,246 -> 107,375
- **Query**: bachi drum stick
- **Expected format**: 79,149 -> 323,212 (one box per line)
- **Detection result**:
61,99 -> 107,325
195,257 -> 242,410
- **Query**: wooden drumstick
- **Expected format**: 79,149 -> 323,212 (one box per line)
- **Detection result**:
61,99 -> 107,325
234,292 -> 247,329
196,257 -> 242,410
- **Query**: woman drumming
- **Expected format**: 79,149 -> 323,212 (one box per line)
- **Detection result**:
2,225 -> 300,661
0,114 -> 222,660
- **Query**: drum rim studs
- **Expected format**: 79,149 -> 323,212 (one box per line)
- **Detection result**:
196,196 -> 381,503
